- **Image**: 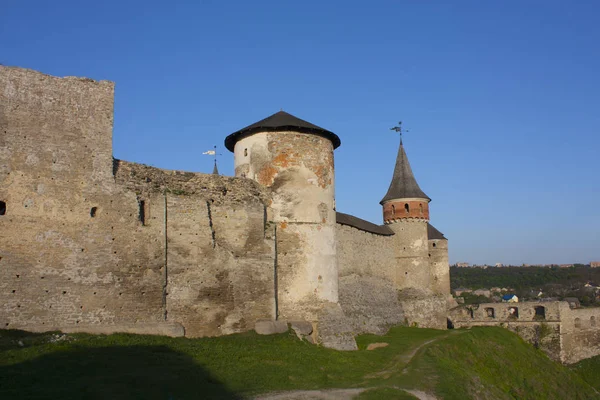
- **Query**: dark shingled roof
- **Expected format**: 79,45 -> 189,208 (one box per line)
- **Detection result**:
380,143 -> 430,204
336,212 -> 394,236
224,111 -> 341,152
427,223 -> 447,240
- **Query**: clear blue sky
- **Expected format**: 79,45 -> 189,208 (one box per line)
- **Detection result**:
2,1 -> 599,265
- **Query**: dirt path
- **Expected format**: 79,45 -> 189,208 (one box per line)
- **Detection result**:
253,332 -> 461,399
365,330 -> 464,380
252,388 -> 365,400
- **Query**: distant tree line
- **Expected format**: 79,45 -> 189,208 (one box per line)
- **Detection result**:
450,266 -> 600,306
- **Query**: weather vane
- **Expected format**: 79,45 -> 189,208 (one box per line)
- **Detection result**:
390,121 -> 409,144
202,145 -> 223,175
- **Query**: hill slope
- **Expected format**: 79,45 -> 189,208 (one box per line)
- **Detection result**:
572,355 -> 600,392
0,326 -> 597,399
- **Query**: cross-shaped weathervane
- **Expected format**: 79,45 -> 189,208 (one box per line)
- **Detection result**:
203,145 -> 223,174
390,121 -> 409,144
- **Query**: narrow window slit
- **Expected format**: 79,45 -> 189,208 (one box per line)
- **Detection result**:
138,200 -> 146,225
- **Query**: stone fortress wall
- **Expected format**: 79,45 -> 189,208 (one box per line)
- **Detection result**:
449,301 -> 600,364
0,66 -> 450,347
336,216 -> 448,331
0,66 -> 275,337
3,66 -> 597,362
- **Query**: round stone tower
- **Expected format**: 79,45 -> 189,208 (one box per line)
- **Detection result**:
380,138 -> 431,293
225,111 -> 341,320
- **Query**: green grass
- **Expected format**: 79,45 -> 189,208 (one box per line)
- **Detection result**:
572,355 -> 600,391
0,326 -> 598,399
399,327 -> 597,399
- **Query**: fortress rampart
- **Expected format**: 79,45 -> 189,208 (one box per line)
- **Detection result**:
1,66 -> 451,347
0,67 -> 274,337
449,301 -> 600,364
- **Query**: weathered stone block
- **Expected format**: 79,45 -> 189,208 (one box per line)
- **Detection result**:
255,320 -> 288,335
290,320 -> 314,341
290,321 -> 313,336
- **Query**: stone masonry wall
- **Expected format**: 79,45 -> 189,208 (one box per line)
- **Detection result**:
429,239 -> 451,296
388,220 -> 430,292
449,302 -> 569,362
0,66 -> 275,337
336,222 -> 447,331
115,161 -> 276,337
1,65 -> 454,345
336,224 -> 396,282
336,224 -> 403,333
0,66 -> 169,334
559,303 -> 600,364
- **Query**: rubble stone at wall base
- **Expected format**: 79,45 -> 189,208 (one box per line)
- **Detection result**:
317,303 -> 358,351
398,290 -> 448,329
255,320 -> 289,335
290,320 -> 314,341
338,274 -> 404,335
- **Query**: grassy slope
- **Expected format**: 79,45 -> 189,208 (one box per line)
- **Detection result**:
400,327 -> 596,399
0,327 -> 597,400
572,355 -> 600,391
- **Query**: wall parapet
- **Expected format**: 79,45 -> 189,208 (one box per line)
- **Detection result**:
114,160 -> 270,205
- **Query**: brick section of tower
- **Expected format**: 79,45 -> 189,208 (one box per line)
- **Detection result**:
382,200 -> 429,223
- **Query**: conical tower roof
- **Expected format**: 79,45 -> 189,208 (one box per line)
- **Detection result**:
380,141 -> 430,204
212,160 -> 219,175
225,110 -> 341,152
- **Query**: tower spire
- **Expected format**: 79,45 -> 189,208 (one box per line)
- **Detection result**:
381,127 -> 430,205
381,122 -> 430,224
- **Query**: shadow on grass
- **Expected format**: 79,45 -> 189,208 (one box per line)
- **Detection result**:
0,343 -> 243,400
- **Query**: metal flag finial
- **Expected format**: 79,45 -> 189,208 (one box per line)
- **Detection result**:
390,121 -> 409,144
203,145 -> 223,175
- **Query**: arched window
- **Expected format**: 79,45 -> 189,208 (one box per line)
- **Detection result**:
90,207 -> 98,218
419,203 -> 423,215
244,148 -> 248,157
404,203 -> 409,214
0,201 -> 5,216
391,205 -> 396,216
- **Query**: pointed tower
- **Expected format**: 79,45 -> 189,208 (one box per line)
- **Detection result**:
381,139 -> 431,292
